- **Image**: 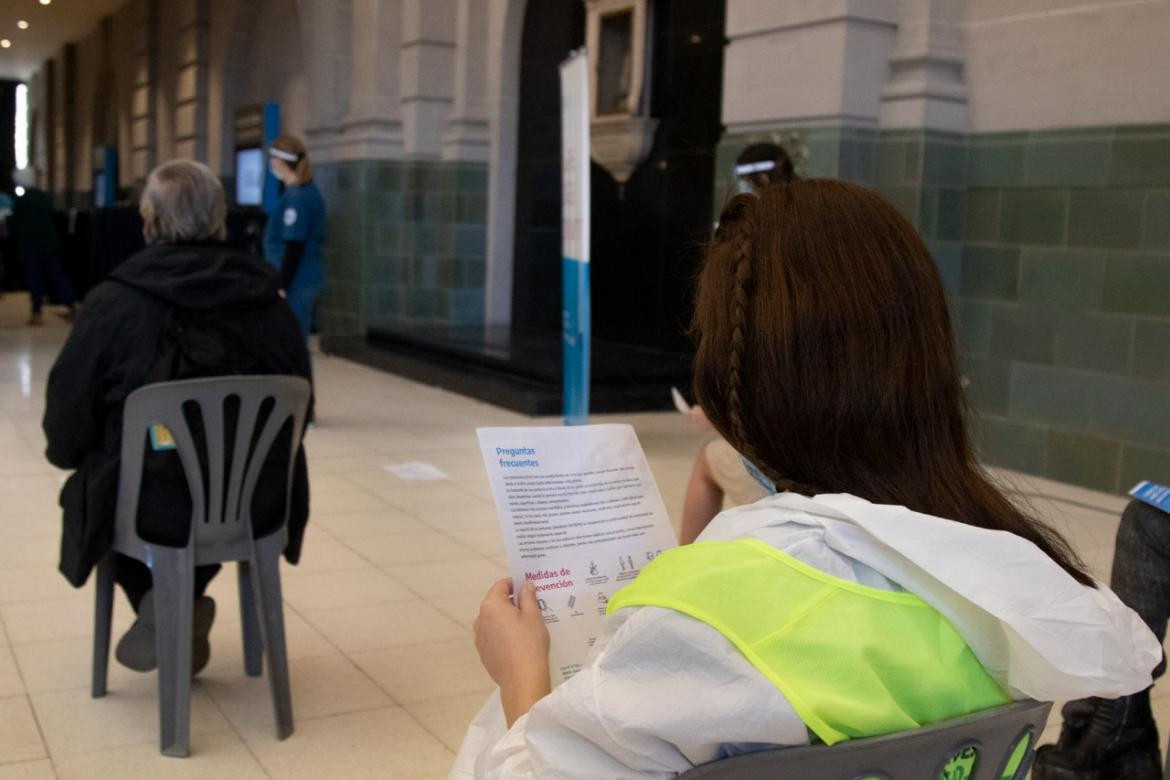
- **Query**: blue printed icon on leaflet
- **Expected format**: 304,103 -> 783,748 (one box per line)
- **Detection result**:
1130,481 -> 1170,514
149,424 -> 177,452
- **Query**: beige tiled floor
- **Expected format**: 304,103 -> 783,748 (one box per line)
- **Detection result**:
0,293 -> 1162,777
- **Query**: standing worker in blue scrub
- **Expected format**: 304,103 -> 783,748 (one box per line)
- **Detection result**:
264,135 -> 325,340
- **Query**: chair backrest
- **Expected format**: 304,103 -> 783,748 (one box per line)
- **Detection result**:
680,699 -> 1052,780
114,375 -> 311,564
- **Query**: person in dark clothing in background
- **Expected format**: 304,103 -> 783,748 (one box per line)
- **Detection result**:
43,159 -> 312,674
11,167 -> 77,325
263,135 -> 325,341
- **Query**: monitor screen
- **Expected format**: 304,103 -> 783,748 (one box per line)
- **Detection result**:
93,172 -> 107,208
235,147 -> 264,206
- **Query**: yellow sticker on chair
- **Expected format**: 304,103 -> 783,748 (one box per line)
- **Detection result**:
149,424 -> 177,451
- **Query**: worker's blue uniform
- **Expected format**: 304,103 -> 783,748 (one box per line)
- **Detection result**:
263,182 -> 326,338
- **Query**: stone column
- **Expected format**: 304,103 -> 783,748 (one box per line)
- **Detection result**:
880,0 -> 968,131
129,0 -> 158,183
172,0 -> 210,161
400,0 -> 456,158
482,0 -> 525,327
323,0 -> 404,160
722,0 -> 900,133
442,0 -> 490,161
296,0 -> 352,158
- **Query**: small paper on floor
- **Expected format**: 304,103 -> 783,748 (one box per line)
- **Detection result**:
384,461 -> 449,481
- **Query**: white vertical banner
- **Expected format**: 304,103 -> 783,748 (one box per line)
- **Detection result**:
560,48 -> 591,425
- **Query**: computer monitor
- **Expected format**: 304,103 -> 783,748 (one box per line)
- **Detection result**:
93,172 -> 107,207
235,147 -> 264,206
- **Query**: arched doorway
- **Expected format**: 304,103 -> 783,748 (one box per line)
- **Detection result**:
509,0 -> 727,404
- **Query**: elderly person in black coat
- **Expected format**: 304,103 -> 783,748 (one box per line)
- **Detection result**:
43,159 -> 312,674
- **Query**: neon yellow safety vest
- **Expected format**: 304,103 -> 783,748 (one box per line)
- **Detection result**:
607,539 -> 1010,746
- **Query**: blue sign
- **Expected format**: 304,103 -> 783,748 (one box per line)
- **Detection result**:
563,257 -> 591,425
1130,481 -> 1170,514
560,50 -> 590,425
261,101 -> 281,213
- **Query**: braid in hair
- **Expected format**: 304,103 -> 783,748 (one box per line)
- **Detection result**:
717,198 -> 820,497
724,227 -> 754,459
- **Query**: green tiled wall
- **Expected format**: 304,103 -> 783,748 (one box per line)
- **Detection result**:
961,124 -> 1170,494
716,123 -> 1170,494
313,159 -> 488,340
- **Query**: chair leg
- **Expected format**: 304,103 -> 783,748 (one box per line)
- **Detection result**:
238,561 -> 263,677
91,554 -> 116,698
152,547 -> 194,758
251,537 -> 294,740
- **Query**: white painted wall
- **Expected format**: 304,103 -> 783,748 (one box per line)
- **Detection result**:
964,0 -> 1170,131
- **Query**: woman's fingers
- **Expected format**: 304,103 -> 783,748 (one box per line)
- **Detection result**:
517,580 -> 540,614
482,577 -> 514,606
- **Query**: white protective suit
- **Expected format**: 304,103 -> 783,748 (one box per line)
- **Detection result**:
451,492 -> 1161,779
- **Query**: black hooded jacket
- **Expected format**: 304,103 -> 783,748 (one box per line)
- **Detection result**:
44,242 -> 312,587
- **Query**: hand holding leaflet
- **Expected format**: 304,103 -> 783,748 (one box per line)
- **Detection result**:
477,424 -> 677,685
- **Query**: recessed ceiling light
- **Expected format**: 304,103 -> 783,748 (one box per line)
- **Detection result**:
39,0 -> 52,6
0,39 -> 11,49
18,20 -> 29,30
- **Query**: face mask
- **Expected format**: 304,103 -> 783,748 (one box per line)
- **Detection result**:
735,178 -> 754,195
741,457 -> 777,495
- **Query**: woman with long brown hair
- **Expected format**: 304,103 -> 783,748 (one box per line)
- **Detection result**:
452,180 -> 1159,778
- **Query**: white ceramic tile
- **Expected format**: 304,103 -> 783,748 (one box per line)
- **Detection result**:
0,515 -> 59,543
0,567 -> 78,606
301,601 -> 466,653
351,640 -> 493,704
238,706 -> 455,779
407,500 -> 500,535
53,729 -> 268,778
384,558 -> 507,599
0,697 -> 47,764
29,686 -> 230,757
283,537 -> 372,574
0,645 -> 23,698
404,692 -> 491,752
376,485 -> 491,513
0,537 -> 58,572
203,654 -> 392,727
309,487 -> 389,516
311,508 -> 429,539
203,607 -> 338,673
12,638 -> 151,695
341,531 -> 481,567
423,591 -> 484,631
280,567 -> 416,612
450,529 -> 506,558
1,596 -> 131,646
0,759 -> 55,780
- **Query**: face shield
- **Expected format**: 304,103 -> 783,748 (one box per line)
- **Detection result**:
733,159 -> 776,196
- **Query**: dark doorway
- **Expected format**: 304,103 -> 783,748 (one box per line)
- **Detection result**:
510,0 -> 586,331
512,0 -> 726,359
353,0 -> 727,415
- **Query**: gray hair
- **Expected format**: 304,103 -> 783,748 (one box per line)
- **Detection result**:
139,159 -> 227,243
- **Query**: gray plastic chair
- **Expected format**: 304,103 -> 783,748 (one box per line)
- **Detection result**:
680,699 -> 1052,779
91,375 -> 311,757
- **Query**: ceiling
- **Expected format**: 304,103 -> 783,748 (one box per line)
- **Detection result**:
0,0 -> 128,81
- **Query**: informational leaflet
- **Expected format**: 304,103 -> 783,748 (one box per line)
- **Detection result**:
477,424 -> 677,685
